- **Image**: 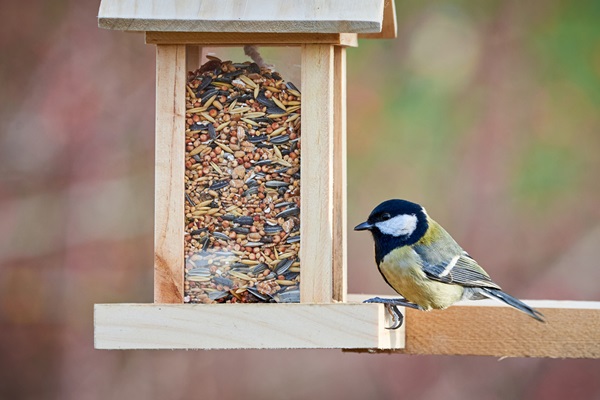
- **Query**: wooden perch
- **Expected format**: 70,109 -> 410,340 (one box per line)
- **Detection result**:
347,297 -> 600,358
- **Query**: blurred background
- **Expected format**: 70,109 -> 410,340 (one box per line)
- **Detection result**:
1,0 -> 599,399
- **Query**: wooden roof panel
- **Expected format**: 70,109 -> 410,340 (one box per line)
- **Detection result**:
98,0 -> 394,37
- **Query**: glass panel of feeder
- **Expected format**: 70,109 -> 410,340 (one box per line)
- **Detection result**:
184,47 -> 301,304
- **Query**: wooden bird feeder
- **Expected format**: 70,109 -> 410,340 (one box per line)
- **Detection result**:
94,0 -> 600,357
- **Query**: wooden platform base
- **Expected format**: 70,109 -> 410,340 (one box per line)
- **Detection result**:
94,297 -> 600,357
94,302 -> 404,350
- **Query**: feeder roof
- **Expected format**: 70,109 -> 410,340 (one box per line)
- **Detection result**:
98,0 -> 396,39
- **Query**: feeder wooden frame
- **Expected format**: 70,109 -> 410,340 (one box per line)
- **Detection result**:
94,0 -> 600,358
150,38 -> 353,306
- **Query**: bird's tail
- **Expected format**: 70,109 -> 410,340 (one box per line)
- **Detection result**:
480,288 -> 545,322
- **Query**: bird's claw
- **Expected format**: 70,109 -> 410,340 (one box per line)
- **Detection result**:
384,304 -> 403,330
363,297 -> 419,329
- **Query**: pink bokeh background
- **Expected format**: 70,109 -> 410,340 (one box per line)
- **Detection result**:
1,1 -> 599,399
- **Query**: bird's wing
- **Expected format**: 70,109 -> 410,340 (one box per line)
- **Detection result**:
414,247 -> 502,290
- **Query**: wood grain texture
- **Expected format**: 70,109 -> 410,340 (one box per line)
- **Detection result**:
332,46 -> 347,302
154,45 -> 186,303
358,0 -> 397,39
347,296 -> 600,358
146,32 -> 358,47
94,303 -> 405,350
185,45 -> 201,72
98,0 -> 384,34
300,45 -> 335,303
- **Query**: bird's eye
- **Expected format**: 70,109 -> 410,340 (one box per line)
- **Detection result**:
380,213 -> 391,221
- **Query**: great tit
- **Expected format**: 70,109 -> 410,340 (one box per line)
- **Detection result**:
355,199 -> 544,329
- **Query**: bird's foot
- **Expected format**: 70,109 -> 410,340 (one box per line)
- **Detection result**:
363,297 -> 421,329
384,304 -> 403,330
363,296 -> 421,309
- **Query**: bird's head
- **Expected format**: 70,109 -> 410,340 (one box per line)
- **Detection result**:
354,199 -> 429,247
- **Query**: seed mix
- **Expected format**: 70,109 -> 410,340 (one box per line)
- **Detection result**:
184,57 -> 301,304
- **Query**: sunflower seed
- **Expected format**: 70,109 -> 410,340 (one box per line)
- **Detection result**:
208,291 -> 229,300
254,159 -> 272,166
200,89 -> 218,103
188,267 -> 211,277
247,287 -> 270,301
197,76 -> 213,92
185,193 -> 196,206
286,81 -> 299,92
233,216 -> 254,225
266,180 -> 289,188
223,69 -> 244,79
209,180 -> 229,190
256,91 -> 276,107
270,134 -> 290,145
264,225 -> 283,234
286,235 -> 300,244
247,134 -> 268,143
242,187 -> 259,196
275,259 -> 293,275
276,207 -> 300,218
271,167 -> 289,175
200,236 -> 210,251
187,257 -> 209,268
207,123 -> 217,139
273,289 -> 300,303
221,214 -> 236,221
283,271 -> 299,281
212,232 -> 230,241
266,106 -> 286,115
251,263 -> 268,274
213,277 -> 234,287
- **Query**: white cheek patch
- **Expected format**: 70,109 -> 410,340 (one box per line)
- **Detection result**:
375,214 -> 418,237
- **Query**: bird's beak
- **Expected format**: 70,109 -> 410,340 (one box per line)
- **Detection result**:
354,221 -> 373,231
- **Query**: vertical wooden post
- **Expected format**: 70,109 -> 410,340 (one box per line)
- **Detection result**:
154,44 -> 186,303
332,46 -> 347,302
185,46 -> 204,72
300,44 -> 335,303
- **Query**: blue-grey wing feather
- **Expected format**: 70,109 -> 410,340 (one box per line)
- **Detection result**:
413,246 -> 501,290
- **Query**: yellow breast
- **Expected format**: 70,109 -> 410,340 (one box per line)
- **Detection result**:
379,247 -> 464,310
